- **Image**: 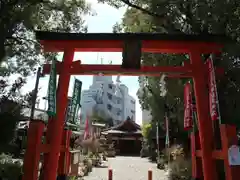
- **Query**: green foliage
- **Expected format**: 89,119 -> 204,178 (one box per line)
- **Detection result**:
69,176 -> 77,180
0,97 -> 23,154
168,157 -> 192,180
105,0 -> 240,133
91,110 -> 107,124
0,0 -> 91,96
141,123 -> 152,138
0,154 -> 23,179
91,108 -> 114,127
165,145 -> 192,180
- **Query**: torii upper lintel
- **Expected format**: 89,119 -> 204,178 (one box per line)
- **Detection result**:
35,31 -> 227,53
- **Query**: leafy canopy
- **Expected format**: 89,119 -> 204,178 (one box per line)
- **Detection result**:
0,0 -> 91,97
103,0 -> 240,131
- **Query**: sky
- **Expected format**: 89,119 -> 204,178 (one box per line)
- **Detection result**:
22,0 -> 143,125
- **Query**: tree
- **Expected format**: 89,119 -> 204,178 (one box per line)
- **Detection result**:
141,123 -> 151,139
0,96 -> 23,153
91,109 -> 107,124
0,0 -> 91,97
0,0 -> 92,157
103,0 -> 240,131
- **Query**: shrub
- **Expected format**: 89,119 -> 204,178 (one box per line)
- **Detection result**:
168,157 -> 192,180
157,153 -> 168,169
0,153 -> 23,179
167,145 -> 192,180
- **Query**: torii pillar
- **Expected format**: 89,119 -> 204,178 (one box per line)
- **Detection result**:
43,49 -> 74,180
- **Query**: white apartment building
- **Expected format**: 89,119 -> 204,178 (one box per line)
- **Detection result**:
80,75 -> 136,125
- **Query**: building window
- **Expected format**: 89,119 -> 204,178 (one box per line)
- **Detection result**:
107,104 -> 112,111
108,84 -> 113,89
84,100 -> 91,103
131,100 -> 135,104
117,111 -> 122,116
131,110 -> 135,114
107,93 -> 112,100
117,99 -> 121,104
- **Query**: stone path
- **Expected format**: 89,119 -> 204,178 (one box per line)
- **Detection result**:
84,156 -> 168,180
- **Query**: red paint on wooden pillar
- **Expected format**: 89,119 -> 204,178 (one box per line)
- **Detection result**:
65,130 -> 72,175
43,49 -> 74,180
190,51 -> 217,180
58,130 -> 66,175
191,132 -> 202,179
41,117 -> 54,178
220,124 -> 240,180
58,130 -> 72,175
191,132 -> 197,178
22,120 -> 45,180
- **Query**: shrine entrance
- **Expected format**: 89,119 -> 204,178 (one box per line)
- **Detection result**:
22,31 -> 239,180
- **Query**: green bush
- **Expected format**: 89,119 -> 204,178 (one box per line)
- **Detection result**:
168,157 -> 192,180
166,145 -> 191,180
157,154 -> 168,169
0,153 -> 23,179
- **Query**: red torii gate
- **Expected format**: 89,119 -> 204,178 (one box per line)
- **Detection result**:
22,31 -> 238,180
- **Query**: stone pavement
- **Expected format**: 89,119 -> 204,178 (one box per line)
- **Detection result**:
84,156 -> 168,180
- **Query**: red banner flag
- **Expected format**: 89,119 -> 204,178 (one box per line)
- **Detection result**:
206,58 -> 219,121
184,82 -> 193,130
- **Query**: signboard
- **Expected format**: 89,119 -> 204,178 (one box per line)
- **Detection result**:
65,98 -> 72,122
228,145 -> 240,166
67,79 -> 82,123
47,58 -> 57,116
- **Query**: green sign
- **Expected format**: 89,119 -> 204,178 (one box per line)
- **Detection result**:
67,79 -> 82,123
47,58 -> 57,116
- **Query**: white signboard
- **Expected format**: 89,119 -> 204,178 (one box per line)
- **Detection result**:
228,145 -> 240,166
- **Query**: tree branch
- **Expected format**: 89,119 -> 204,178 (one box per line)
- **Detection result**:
120,0 -> 166,18
119,0 -> 183,33
6,35 -> 41,48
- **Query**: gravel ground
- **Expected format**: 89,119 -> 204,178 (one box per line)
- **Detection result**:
84,156 -> 168,180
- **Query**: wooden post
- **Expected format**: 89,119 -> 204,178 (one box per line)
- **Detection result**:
108,169 -> 113,180
58,130 -> 72,176
190,51 -> 217,180
191,132 -> 203,180
148,170 -> 152,180
40,117 -> 54,179
43,49 -> 74,180
22,120 -> 44,180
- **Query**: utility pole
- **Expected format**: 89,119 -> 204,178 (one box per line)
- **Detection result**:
30,67 -> 42,120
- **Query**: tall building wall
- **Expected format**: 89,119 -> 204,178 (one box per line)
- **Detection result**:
80,75 -> 136,125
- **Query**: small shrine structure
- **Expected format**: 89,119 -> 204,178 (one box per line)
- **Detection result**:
101,117 -> 142,155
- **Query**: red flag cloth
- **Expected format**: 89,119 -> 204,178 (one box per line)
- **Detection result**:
206,58 -> 219,121
83,116 -> 90,140
184,82 -> 193,130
